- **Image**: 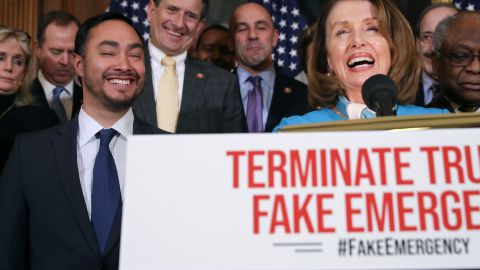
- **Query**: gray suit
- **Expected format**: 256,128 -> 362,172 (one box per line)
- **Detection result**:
133,50 -> 246,133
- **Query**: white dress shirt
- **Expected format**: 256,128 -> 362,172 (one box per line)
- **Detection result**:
148,41 -> 186,109
38,70 -> 74,119
76,107 -> 134,219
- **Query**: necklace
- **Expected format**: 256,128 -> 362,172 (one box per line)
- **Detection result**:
0,103 -> 14,120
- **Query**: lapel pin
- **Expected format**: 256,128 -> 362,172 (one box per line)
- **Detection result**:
284,87 -> 292,94
196,73 -> 204,79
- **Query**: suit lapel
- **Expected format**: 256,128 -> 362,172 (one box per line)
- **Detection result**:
103,117 -> 166,256
177,56 -> 207,131
133,49 -> 157,127
32,78 -> 49,108
53,118 -> 101,258
265,73 -> 290,132
415,82 -> 425,106
72,83 -> 83,118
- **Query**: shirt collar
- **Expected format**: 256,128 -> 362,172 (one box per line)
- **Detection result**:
77,107 -> 134,147
236,65 -> 275,89
421,71 -> 435,90
148,41 -> 187,66
38,70 -> 74,95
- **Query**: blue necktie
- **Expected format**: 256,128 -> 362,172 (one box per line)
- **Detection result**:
91,128 -> 121,254
246,76 -> 264,133
52,86 -> 67,123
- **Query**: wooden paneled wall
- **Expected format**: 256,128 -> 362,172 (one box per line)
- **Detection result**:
0,0 -> 110,41
0,0 -> 39,39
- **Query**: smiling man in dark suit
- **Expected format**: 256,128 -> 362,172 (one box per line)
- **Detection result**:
133,0 -> 246,134
230,2 -> 311,133
0,13 -> 166,270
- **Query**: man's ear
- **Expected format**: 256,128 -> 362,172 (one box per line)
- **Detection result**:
195,19 -> 207,37
34,40 -> 42,59
73,53 -> 85,78
431,53 -> 439,80
272,29 -> 279,48
146,0 -> 156,23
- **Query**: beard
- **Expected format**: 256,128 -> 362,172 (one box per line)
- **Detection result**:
82,63 -> 141,113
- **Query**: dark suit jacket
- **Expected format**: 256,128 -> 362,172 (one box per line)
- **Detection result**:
30,77 -> 83,119
0,115 -> 165,270
264,69 -> 312,132
414,82 -> 426,107
133,51 -> 246,133
427,95 -> 455,112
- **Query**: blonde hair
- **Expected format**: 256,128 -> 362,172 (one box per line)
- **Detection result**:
307,0 -> 421,108
0,25 -> 34,106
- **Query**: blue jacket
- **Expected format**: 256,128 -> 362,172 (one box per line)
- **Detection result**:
274,99 -> 450,131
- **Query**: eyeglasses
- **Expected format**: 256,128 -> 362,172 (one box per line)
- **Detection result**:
0,25 -> 31,44
15,30 -> 31,44
437,49 -> 480,67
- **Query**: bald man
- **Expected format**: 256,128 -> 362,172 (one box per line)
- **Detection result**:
230,3 -> 311,132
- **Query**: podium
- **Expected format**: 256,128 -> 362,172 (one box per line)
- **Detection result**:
120,114 -> 480,270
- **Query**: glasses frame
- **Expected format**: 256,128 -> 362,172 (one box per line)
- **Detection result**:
0,25 -> 31,45
436,49 -> 480,67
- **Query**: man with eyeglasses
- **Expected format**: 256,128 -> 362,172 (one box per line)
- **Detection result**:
429,11 -> 480,113
414,3 -> 457,107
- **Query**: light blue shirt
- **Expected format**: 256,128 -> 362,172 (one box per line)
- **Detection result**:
236,66 -> 275,128
422,71 -> 436,105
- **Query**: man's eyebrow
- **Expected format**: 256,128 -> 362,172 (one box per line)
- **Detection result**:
98,40 -> 119,48
128,42 -> 143,50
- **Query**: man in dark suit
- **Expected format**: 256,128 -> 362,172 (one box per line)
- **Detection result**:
229,2 -> 311,132
133,0 -> 246,133
429,11 -> 480,113
414,4 -> 457,106
0,13 -> 166,269
32,11 -> 83,122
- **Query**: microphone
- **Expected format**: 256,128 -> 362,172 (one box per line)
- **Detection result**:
361,74 -> 398,116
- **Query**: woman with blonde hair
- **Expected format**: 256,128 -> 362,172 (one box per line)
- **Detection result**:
0,25 -> 57,173
275,0 -> 449,131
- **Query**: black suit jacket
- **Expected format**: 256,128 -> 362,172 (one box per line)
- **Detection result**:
0,116 -> 165,270
30,77 -> 83,119
414,82 -> 426,107
426,95 -> 455,112
133,51 -> 246,133
264,70 -> 312,132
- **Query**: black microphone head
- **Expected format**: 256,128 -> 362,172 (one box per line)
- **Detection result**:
361,74 -> 398,115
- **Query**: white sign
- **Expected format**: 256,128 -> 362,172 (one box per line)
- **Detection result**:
120,129 -> 480,270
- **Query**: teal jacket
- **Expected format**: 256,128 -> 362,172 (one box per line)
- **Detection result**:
274,98 -> 450,132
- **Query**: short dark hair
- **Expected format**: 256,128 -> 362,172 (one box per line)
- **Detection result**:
415,3 -> 457,37
153,0 -> 209,19
75,12 -> 143,57
37,10 -> 80,46
195,24 -> 229,50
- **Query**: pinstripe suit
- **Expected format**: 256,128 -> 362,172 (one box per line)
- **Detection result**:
133,50 -> 247,134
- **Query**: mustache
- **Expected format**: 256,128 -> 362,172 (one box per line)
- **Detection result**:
103,70 -> 140,81
423,51 -> 435,59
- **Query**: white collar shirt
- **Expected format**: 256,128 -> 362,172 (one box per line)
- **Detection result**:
38,70 -> 74,119
76,107 -> 134,219
148,41 -> 187,109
